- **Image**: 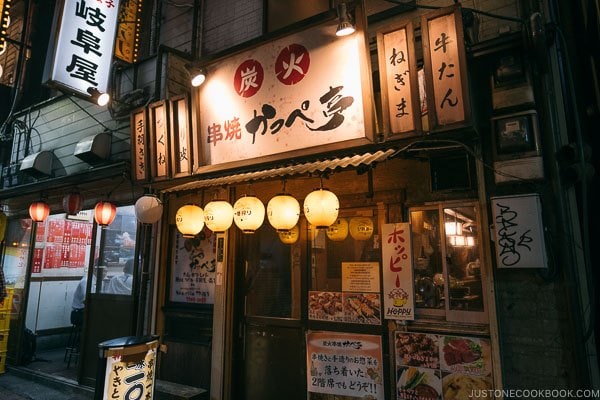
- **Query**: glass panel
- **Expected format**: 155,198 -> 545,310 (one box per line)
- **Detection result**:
243,224 -> 295,318
95,205 -> 137,295
2,218 -> 33,288
443,206 -> 484,312
410,209 -> 444,310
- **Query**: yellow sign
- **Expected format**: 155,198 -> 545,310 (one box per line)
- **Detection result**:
115,0 -> 142,63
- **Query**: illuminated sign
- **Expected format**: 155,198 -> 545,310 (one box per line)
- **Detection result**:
45,0 -> 120,97
0,0 -> 11,54
114,0 -> 142,63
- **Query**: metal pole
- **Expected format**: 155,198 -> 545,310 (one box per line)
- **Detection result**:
15,220 -> 37,365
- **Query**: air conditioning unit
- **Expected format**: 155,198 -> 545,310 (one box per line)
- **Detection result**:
19,151 -> 53,179
74,131 -> 111,165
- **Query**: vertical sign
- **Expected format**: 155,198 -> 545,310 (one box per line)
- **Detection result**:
491,194 -> 548,268
170,95 -> 192,177
114,0 -> 142,63
170,229 -> 216,304
0,0 -> 11,54
148,101 -> 169,180
382,222 -> 414,320
422,5 -> 470,130
377,22 -> 421,137
103,341 -> 158,400
45,0 -> 120,96
130,108 -> 148,182
306,331 -> 384,400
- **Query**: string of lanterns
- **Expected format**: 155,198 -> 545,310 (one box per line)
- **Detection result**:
171,187 -> 373,244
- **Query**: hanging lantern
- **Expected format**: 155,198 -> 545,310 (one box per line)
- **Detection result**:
349,217 -> 374,240
233,195 -> 265,234
175,204 -> 205,237
279,225 -> 300,244
326,218 -> 349,241
204,200 -> 234,232
94,201 -> 117,227
0,211 -> 7,242
29,201 -> 50,223
267,194 -> 300,232
62,192 -> 84,215
135,195 -> 163,224
303,188 -> 339,229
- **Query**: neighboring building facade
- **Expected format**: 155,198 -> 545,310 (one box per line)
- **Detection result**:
0,0 -> 597,399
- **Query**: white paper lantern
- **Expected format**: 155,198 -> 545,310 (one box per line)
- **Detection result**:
135,195 -> 163,224
303,189 -> 339,228
326,218 -> 349,241
267,194 -> 300,232
176,204 -> 204,237
204,200 -> 234,232
233,196 -> 265,233
278,225 -> 300,244
349,217 -> 374,240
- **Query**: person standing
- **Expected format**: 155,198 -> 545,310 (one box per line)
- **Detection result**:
105,258 -> 134,295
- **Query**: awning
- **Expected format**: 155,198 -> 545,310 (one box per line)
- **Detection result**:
162,148 -> 397,194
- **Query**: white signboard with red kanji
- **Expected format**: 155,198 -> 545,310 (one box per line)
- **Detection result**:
381,222 -> 415,320
46,0 -> 120,96
198,18 -> 371,165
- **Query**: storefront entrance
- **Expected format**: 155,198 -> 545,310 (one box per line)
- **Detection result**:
234,223 -> 306,399
3,205 -> 139,387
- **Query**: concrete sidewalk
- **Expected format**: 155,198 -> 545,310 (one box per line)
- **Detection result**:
0,367 -> 94,400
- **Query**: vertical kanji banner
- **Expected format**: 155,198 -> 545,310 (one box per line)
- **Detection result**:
382,222 -> 414,320
102,340 -> 158,400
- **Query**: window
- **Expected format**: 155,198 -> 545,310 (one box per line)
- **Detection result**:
410,202 -> 487,324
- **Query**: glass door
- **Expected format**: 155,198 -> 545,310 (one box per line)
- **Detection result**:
234,222 -> 305,400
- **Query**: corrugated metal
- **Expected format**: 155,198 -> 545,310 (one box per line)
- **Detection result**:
162,148 -> 396,193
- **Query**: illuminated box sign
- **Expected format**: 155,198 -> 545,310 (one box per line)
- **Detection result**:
421,5 -> 470,130
114,0 -> 142,63
198,9 -> 374,166
44,0 -> 120,96
0,0 -> 11,54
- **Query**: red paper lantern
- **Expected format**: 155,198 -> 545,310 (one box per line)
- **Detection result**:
29,201 -> 50,223
94,201 -> 117,227
63,192 -> 84,215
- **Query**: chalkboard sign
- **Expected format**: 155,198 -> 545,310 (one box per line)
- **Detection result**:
491,194 -> 547,268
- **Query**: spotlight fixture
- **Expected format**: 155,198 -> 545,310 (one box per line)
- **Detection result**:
87,87 -> 110,106
335,2 -> 355,37
187,64 -> 207,87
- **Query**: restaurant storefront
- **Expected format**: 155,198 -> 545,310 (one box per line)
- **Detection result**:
148,3 -> 507,398
0,0 -> 596,398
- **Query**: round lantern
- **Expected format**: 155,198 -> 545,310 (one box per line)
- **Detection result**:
326,218 -> 349,241
349,217 -> 374,241
94,201 -> 117,227
279,225 -> 300,244
135,195 -> 163,224
267,194 -> 300,232
204,200 -> 234,232
29,200 -> 50,223
62,192 -> 84,215
303,189 -> 339,229
175,204 -> 205,237
233,195 -> 265,234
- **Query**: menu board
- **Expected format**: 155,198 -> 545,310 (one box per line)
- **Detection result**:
307,331 -> 384,400
169,228 -> 216,304
32,215 -> 94,274
309,262 -> 381,325
395,332 -> 493,400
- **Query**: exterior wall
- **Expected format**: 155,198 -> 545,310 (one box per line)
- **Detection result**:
7,97 -> 130,179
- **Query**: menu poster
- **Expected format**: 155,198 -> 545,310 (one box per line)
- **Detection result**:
169,228 -> 216,304
395,332 -> 493,400
382,223 -> 414,320
307,331 -> 384,400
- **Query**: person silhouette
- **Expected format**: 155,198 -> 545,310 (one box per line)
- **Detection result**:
105,258 -> 134,295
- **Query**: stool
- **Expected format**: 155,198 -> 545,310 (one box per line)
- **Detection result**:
64,324 -> 81,368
